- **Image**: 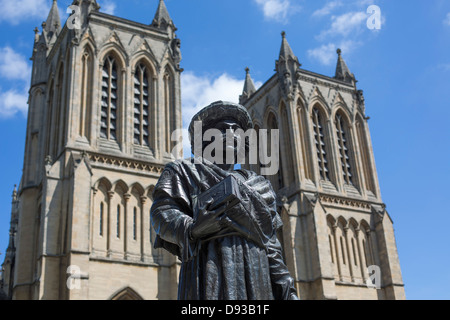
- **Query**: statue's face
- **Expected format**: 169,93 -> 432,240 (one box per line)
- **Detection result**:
202,119 -> 243,166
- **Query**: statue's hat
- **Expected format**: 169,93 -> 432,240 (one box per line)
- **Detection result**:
188,101 -> 253,147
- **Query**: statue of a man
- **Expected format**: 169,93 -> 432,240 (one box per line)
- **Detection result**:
151,101 -> 298,300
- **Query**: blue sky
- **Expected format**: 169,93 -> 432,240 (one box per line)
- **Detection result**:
0,0 -> 449,300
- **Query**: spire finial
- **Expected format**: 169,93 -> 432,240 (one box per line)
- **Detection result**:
281,31 -> 286,38
245,67 -> 250,74
153,0 -> 175,30
12,184 -> 17,201
334,49 -> 355,85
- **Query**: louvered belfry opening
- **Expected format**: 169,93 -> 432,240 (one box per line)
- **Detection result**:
134,64 -> 150,146
335,113 -> 353,185
312,107 -> 329,181
101,56 -> 118,141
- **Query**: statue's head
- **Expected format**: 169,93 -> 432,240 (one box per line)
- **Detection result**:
188,101 -> 253,167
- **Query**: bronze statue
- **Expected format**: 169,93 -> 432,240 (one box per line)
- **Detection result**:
150,101 -> 299,300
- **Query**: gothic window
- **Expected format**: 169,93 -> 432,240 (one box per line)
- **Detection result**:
266,112 -> 283,191
133,64 -> 150,146
356,116 -> 376,194
312,107 -> 329,180
164,69 -> 175,152
297,101 -> 314,181
116,205 -> 121,239
280,103 -> 294,185
335,112 -> 353,185
80,48 -> 93,138
45,82 -> 55,159
329,235 -> 335,264
92,181 -> 109,255
53,65 -> 64,157
133,207 -> 137,241
99,202 -> 104,236
101,56 -> 118,141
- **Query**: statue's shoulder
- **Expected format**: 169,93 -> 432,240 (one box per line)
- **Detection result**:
162,157 -> 197,175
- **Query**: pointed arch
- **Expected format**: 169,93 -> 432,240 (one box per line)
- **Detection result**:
99,48 -> 126,142
334,108 -> 355,186
162,64 -> 176,153
359,219 -> 373,269
264,111 -> 283,191
93,177 -> 112,191
310,102 -> 331,182
44,77 -> 55,159
355,113 -> 376,195
132,56 -> 156,148
297,98 -> 314,181
326,214 -> 339,277
112,179 -> 129,194
110,287 -> 144,300
80,44 -> 94,139
98,37 -> 129,67
146,185 -> 156,201
130,182 -> 145,197
279,100 -> 294,185
308,87 -> 330,115
50,61 -> 65,158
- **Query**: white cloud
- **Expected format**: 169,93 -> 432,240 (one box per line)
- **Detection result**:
253,0 -> 298,23
0,0 -> 50,25
180,71 -> 261,157
0,47 -> 32,81
0,47 -> 31,118
0,89 -> 28,118
99,0 -> 116,15
312,1 -> 343,17
444,13 -> 450,26
307,40 -> 360,65
318,11 -> 367,39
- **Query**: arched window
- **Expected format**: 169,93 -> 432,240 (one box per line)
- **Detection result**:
356,116 -> 376,194
133,207 -> 137,241
80,48 -> 93,138
335,112 -> 353,185
53,65 -> 64,157
280,102 -> 294,185
163,68 -> 175,152
101,55 -> 119,141
266,112 -> 283,191
116,204 -> 121,239
297,101 -> 313,181
99,202 -> 104,236
92,180 -> 110,256
133,63 -> 150,146
312,106 -> 329,180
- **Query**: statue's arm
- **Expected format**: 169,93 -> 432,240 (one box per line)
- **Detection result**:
267,231 -> 299,300
150,166 -> 195,261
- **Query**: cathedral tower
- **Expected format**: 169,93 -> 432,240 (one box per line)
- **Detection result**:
2,0 -> 182,300
240,33 -> 405,300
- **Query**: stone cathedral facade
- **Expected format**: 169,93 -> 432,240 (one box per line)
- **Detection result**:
240,34 -> 405,300
1,0 -> 405,300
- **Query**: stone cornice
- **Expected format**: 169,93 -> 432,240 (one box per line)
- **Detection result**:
87,151 -> 165,177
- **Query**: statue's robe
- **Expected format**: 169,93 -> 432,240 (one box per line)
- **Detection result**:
151,158 -> 297,300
